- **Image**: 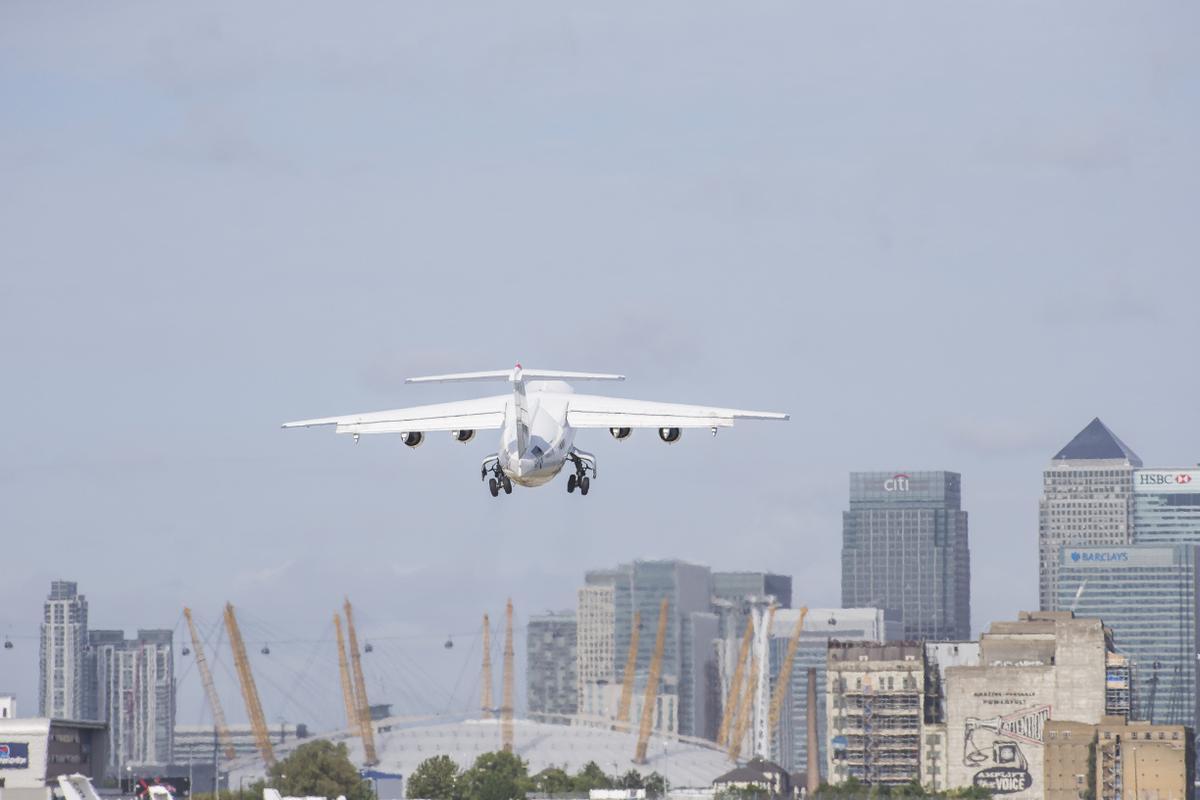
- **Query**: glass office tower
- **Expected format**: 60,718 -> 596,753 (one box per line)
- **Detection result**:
1134,468 -> 1200,544
842,471 -> 970,640
1057,544 -> 1200,728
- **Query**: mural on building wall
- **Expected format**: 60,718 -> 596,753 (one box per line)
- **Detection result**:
962,702 -> 1051,794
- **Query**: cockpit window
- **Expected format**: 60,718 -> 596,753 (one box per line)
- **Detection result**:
530,445 -> 544,458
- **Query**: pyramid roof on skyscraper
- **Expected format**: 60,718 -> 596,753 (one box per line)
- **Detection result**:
1053,417 -> 1142,465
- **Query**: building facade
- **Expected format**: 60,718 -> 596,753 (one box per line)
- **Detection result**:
826,642 -> 925,786
766,608 -> 900,773
1133,468 -> 1200,545
526,611 -> 578,721
1095,716 -> 1192,800
611,560 -> 715,738
174,723 -> 308,764
842,471 -> 970,641
38,581 -> 90,720
89,629 -> 175,773
1057,544 -> 1200,729
712,572 -> 792,640
1039,418 -> 1141,612
576,580 -> 616,721
944,612 -> 1111,800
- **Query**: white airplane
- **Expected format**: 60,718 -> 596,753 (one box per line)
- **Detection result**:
282,364 -> 788,496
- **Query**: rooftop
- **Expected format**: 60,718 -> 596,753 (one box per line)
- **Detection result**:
1053,418 -> 1142,465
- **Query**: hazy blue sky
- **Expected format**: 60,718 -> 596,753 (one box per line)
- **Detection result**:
2,2 -> 1197,731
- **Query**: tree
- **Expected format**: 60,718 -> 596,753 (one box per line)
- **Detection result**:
408,755 -> 460,800
268,740 -> 372,800
619,770 -> 644,790
458,751 -> 529,800
571,762 -> 612,792
643,773 -> 667,799
530,768 -> 573,796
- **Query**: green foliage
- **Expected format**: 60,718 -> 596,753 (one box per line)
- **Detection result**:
813,780 -> 990,800
268,740 -> 373,800
643,773 -> 667,799
458,751 -> 530,800
618,770 -> 644,790
570,762 -> 612,792
408,755 -> 461,800
530,768 -> 573,795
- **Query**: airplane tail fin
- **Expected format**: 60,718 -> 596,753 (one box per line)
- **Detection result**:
406,365 -> 625,384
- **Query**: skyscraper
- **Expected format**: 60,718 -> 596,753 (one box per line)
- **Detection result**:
841,471 -> 970,640
39,580 -> 90,719
1057,544 -> 1200,728
712,572 -> 792,639
89,629 -> 175,772
1133,468 -> 1200,545
611,560 -> 715,738
526,611 -> 578,720
576,576 -> 617,718
1038,418 -> 1142,611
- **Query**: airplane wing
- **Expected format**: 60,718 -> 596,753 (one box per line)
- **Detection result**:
282,395 -> 508,436
566,394 -> 788,430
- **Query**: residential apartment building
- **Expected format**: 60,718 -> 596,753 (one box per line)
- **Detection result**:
39,581 -> 90,720
89,629 -> 175,772
526,610 -> 578,720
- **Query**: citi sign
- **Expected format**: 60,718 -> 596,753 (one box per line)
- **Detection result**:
884,474 -> 911,492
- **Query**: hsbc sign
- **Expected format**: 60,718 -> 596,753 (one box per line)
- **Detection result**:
1135,470 -> 1200,494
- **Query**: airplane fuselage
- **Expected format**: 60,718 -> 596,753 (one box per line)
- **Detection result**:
496,381 -> 577,487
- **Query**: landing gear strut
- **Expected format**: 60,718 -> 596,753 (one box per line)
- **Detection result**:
481,455 -> 511,498
566,451 -> 595,496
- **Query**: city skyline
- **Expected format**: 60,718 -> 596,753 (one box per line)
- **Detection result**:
3,0 -> 1198,747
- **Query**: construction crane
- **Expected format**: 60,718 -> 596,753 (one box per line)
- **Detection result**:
615,610 -> 642,730
183,608 -> 236,761
634,598 -> 670,764
718,620 -> 755,748
728,654 -> 759,762
343,598 -> 378,766
223,603 -> 275,766
481,613 -> 493,718
333,613 -> 358,731
501,599 -> 515,753
767,606 -> 809,739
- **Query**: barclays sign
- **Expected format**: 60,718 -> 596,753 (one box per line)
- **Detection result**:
1070,551 -> 1130,563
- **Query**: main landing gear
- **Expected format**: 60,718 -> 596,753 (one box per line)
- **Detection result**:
481,455 -> 512,498
566,450 -> 596,496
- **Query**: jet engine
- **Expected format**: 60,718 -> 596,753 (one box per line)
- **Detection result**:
401,431 -> 424,448
451,429 -> 475,443
658,427 -> 682,444
609,427 -> 632,441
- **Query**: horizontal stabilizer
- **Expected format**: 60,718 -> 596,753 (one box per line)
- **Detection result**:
406,366 -> 624,384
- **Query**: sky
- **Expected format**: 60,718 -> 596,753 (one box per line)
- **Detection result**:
1,1 -> 1198,733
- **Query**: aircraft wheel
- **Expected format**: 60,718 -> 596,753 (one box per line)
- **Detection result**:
502,476 -> 513,494
579,476 -> 590,496
489,478 -> 500,497
567,474 -> 577,493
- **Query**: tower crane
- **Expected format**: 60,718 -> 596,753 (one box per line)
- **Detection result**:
634,598 -> 670,764
223,603 -> 275,766
718,621 -> 755,748
768,606 -> 809,741
501,599 -> 515,753
333,613 -> 358,731
481,614 -> 493,718
728,654 -> 758,762
615,611 -> 642,731
343,598 -> 378,765
183,608 -> 236,761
